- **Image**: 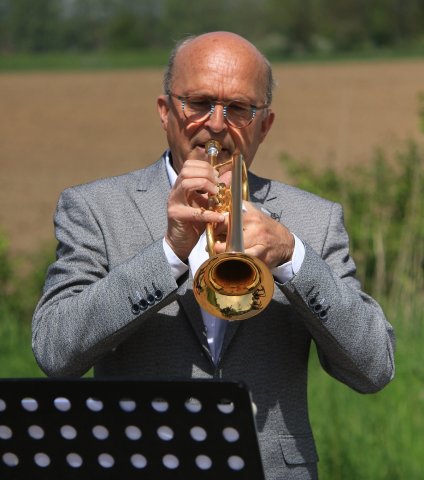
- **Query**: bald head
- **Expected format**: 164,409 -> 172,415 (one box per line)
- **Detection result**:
163,32 -> 275,105
157,31 -> 276,172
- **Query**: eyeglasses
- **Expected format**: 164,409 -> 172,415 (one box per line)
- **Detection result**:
168,92 -> 268,129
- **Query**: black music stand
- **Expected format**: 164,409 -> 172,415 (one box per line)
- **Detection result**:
0,378 -> 265,479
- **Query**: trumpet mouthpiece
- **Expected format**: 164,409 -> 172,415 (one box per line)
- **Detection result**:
205,140 -> 222,157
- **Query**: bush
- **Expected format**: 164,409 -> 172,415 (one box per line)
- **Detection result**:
0,235 -> 54,377
281,139 -> 424,307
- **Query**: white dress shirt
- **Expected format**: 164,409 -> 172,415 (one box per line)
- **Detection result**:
162,151 -> 305,363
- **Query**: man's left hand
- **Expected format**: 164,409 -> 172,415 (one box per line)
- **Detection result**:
213,201 -> 294,268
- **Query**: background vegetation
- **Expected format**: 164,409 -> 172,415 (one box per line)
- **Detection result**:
1,0 -> 424,68
289,128 -> 424,479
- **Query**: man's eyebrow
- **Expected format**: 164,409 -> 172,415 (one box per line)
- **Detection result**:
186,94 -> 254,104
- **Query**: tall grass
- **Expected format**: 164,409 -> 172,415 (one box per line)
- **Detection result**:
282,139 -> 423,304
0,50 -> 170,72
1,47 -> 424,72
0,236 -> 54,377
281,106 -> 424,478
0,108 -> 423,477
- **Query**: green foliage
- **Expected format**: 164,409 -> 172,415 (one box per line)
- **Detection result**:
0,236 -> 54,377
0,233 -> 13,290
0,50 -> 169,72
309,315 -> 424,479
281,137 -> 424,304
1,0 -> 424,58
2,0 -> 61,52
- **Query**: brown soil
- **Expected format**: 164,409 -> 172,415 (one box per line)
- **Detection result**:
1,60 -> 423,255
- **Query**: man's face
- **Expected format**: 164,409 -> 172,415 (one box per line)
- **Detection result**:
157,36 -> 274,174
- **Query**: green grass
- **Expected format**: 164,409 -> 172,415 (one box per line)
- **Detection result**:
309,314 -> 424,479
0,237 -> 53,378
0,316 -> 43,377
1,45 -> 424,72
0,49 -> 169,72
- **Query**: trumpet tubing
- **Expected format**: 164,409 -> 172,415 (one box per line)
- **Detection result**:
193,140 -> 274,321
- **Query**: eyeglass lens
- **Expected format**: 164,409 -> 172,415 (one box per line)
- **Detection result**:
182,98 -> 255,128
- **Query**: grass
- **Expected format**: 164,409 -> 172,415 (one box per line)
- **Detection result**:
309,314 -> 424,479
0,237 -> 53,378
0,316 -> 43,377
0,49 -> 169,72
1,45 -> 424,73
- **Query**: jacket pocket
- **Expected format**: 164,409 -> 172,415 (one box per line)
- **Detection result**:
279,434 -> 319,465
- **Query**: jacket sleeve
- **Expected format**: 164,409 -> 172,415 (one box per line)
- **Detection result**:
32,187 -> 181,377
281,202 -> 395,393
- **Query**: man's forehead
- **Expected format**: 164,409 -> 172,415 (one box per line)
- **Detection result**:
173,48 -> 265,93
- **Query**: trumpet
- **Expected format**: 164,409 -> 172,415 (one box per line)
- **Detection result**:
193,140 -> 274,321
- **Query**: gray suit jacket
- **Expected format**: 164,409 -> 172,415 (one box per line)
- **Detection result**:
32,152 -> 395,480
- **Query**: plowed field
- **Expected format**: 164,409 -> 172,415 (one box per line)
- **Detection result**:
1,60 -> 423,254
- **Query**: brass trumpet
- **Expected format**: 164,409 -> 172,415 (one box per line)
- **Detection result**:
193,140 -> 274,321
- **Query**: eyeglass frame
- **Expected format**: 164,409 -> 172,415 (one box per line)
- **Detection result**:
167,91 -> 269,129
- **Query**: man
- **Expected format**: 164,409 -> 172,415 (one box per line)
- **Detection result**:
32,32 -> 395,479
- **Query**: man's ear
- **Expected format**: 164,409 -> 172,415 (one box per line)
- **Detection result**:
259,109 -> 275,144
157,95 -> 170,131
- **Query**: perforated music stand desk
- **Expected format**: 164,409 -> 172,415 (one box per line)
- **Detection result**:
0,378 -> 265,479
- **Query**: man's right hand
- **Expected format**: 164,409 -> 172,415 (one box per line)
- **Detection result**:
165,159 -> 226,261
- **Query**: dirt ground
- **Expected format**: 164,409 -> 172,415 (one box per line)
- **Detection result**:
1,60 -> 423,255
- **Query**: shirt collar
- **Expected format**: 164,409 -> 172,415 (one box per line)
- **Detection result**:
164,150 -> 178,188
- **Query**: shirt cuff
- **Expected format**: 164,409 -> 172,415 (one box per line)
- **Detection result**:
162,238 -> 189,280
271,233 -> 305,284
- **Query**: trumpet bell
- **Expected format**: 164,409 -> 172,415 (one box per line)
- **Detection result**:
194,252 -> 274,321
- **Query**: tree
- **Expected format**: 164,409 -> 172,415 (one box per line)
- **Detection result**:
7,0 -> 60,52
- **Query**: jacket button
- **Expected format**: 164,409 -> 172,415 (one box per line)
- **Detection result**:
308,295 -> 319,307
146,293 -> 155,306
131,303 -> 140,315
152,283 -> 163,301
139,299 -> 148,310
313,299 -> 325,312
143,287 -> 155,306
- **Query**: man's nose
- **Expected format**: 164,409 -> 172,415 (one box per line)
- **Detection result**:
205,104 -> 227,132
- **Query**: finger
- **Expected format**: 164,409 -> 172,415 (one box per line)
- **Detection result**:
213,240 -> 227,254
179,161 -> 219,183
213,213 -> 229,236
168,203 -> 225,225
177,177 -> 220,199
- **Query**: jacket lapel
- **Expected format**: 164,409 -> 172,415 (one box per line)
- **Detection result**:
249,171 -> 284,222
134,154 -> 170,241
135,153 -> 214,363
